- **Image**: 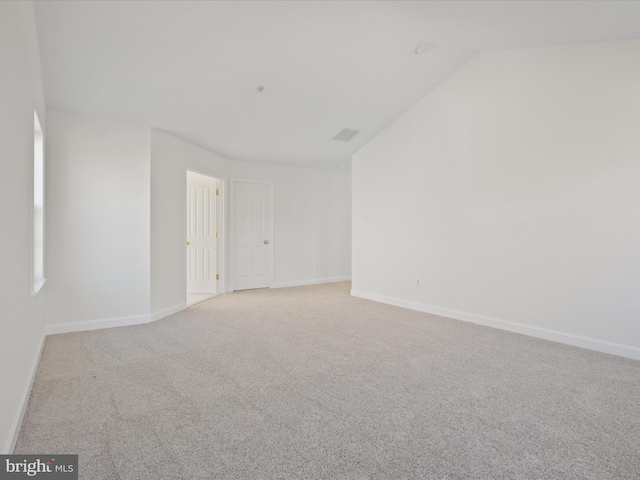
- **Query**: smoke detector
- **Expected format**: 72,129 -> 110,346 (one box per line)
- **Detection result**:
331,128 -> 359,142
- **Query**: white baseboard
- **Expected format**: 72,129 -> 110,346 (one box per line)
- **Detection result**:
351,289 -> 640,361
273,276 -> 352,289
5,328 -> 46,454
46,313 -> 152,335
47,302 -> 189,336
151,302 -> 186,322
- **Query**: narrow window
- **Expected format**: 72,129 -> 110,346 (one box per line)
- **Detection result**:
33,111 -> 45,294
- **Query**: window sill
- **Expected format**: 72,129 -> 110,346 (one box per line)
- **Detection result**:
32,278 -> 47,296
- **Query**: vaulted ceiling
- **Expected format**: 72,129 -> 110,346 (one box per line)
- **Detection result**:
35,1 -> 640,170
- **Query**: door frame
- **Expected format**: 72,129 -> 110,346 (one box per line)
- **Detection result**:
230,178 -> 274,291
185,169 -> 225,300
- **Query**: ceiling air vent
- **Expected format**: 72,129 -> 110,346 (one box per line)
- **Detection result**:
332,128 -> 359,142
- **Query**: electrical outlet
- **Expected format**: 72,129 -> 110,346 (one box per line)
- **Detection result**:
416,277 -> 421,287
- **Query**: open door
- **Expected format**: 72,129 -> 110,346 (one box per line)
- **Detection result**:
186,170 -> 220,306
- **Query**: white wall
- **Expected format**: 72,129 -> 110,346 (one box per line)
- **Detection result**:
229,160 -> 351,288
44,123 -> 351,332
150,129 -> 228,317
151,131 -> 351,307
45,112 -> 151,333
352,39 -> 640,359
0,1 -> 47,453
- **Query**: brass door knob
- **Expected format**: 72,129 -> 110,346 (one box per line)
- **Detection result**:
264,240 -> 269,244
186,241 -> 190,245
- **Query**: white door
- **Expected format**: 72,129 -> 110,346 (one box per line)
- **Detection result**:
233,181 -> 272,290
186,171 -> 218,295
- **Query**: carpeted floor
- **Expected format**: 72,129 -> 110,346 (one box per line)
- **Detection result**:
15,282 -> 640,479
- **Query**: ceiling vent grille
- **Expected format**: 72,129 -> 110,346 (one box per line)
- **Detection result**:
332,128 -> 359,142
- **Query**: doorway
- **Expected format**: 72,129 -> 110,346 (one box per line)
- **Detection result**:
231,179 -> 273,291
186,170 -> 222,306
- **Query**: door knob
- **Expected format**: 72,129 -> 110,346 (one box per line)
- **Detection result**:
186,241 -> 190,245
264,240 -> 269,244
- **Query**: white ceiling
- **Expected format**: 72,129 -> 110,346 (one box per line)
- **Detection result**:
35,1 -> 640,171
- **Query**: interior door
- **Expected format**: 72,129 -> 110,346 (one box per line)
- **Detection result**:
186,171 -> 218,294
233,181 -> 272,290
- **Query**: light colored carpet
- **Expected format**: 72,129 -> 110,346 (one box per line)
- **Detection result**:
15,282 -> 640,479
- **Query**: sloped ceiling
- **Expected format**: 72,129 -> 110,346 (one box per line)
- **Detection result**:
35,1 -> 640,170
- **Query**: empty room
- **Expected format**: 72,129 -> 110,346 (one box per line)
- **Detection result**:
1,1 -> 639,479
